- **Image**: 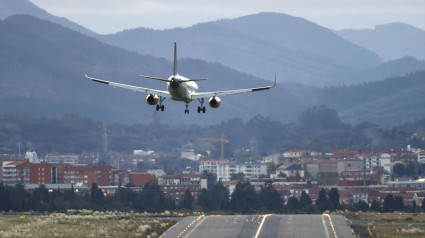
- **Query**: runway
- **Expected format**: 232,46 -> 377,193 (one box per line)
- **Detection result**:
160,214 -> 355,238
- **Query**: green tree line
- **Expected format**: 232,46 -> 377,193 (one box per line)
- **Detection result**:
1,182 -> 423,214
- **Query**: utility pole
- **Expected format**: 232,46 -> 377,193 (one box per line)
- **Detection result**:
17,142 -> 21,159
102,123 -> 109,165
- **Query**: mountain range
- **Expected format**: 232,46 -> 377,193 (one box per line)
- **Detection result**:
0,0 -> 424,125
336,23 -> 425,61
98,12 -> 383,86
0,0 -> 95,36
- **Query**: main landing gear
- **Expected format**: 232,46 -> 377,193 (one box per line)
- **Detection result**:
197,98 -> 206,114
184,103 -> 189,114
156,96 -> 165,111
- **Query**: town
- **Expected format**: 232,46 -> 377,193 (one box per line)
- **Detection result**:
2,141 -> 425,213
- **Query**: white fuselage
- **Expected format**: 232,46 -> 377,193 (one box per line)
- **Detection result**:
167,75 -> 198,103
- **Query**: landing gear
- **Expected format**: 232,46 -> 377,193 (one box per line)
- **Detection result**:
156,104 -> 164,111
197,98 -> 206,113
197,106 -> 206,113
184,104 -> 189,114
156,96 -> 165,111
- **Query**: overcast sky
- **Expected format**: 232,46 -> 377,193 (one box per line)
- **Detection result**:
29,0 -> 425,34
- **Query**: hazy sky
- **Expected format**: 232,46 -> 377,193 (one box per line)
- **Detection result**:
29,0 -> 425,34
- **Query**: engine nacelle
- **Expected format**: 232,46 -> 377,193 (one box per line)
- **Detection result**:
209,96 -> 221,108
146,94 -> 159,105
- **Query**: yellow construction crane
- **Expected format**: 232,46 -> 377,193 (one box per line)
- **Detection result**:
199,133 -> 229,161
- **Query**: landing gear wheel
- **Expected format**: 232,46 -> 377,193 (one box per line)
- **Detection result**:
161,105 -> 164,111
198,106 -> 206,113
156,105 -> 160,111
184,104 -> 189,114
197,98 -> 206,114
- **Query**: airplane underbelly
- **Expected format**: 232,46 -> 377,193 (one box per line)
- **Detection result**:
168,86 -> 193,103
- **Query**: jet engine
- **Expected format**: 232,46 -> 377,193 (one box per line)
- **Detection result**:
146,94 -> 159,105
208,96 -> 221,108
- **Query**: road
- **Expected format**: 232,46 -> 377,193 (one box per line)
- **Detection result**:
160,214 -> 355,238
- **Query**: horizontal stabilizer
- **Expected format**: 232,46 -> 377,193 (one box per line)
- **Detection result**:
139,75 -> 170,82
186,78 -> 208,82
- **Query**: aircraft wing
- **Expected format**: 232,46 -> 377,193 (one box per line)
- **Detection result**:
191,78 -> 276,100
85,74 -> 170,98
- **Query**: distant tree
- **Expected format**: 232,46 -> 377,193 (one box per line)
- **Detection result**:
412,200 -> 417,213
328,188 -> 340,211
383,194 -> 394,212
393,163 -> 405,177
259,181 -> 284,213
406,162 -> 417,178
297,106 -> 344,130
230,173 -> 245,181
149,175 -> 158,185
394,196 -> 405,211
12,183 -> 30,211
210,181 -> 230,211
197,188 -> 213,212
203,170 -> 217,190
299,191 -> 312,209
422,199 -> 425,212
181,189 -> 194,210
63,184 -> 75,201
90,183 -> 104,205
355,201 -> 369,212
370,200 -> 381,212
230,182 -> 259,213
140,183 -> 167,212
278,172 -> 287,178
316,188 -> 330,213
0,183 -> 11,211
115,187 -> 135,207
286,196 -> 301,213
32,185 -> 50,212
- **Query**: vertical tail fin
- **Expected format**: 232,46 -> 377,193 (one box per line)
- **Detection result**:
173,42 -> 177,76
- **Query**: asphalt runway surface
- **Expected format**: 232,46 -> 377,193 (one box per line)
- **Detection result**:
160,214 -> 355,238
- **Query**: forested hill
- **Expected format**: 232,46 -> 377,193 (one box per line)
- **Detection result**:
320,70 -> 425,124
0,109 -> 424,156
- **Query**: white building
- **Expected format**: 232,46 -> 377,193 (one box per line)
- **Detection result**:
380,154 -> 392,174
44,154 -> 78,165
199,160 -> 222,174
147,169 -> 166,178
133,150 -> 154,156
187,154 -> 203,161
25,152 -> 40,163
283,150 -> 318,158
263,153 -> 281,164
200,160 -> 267,182
418,152 -> 425,164
359,154 -> 392,174
2,161 -> 26,185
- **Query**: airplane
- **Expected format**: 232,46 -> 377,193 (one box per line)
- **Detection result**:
85,42 -> 276,114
